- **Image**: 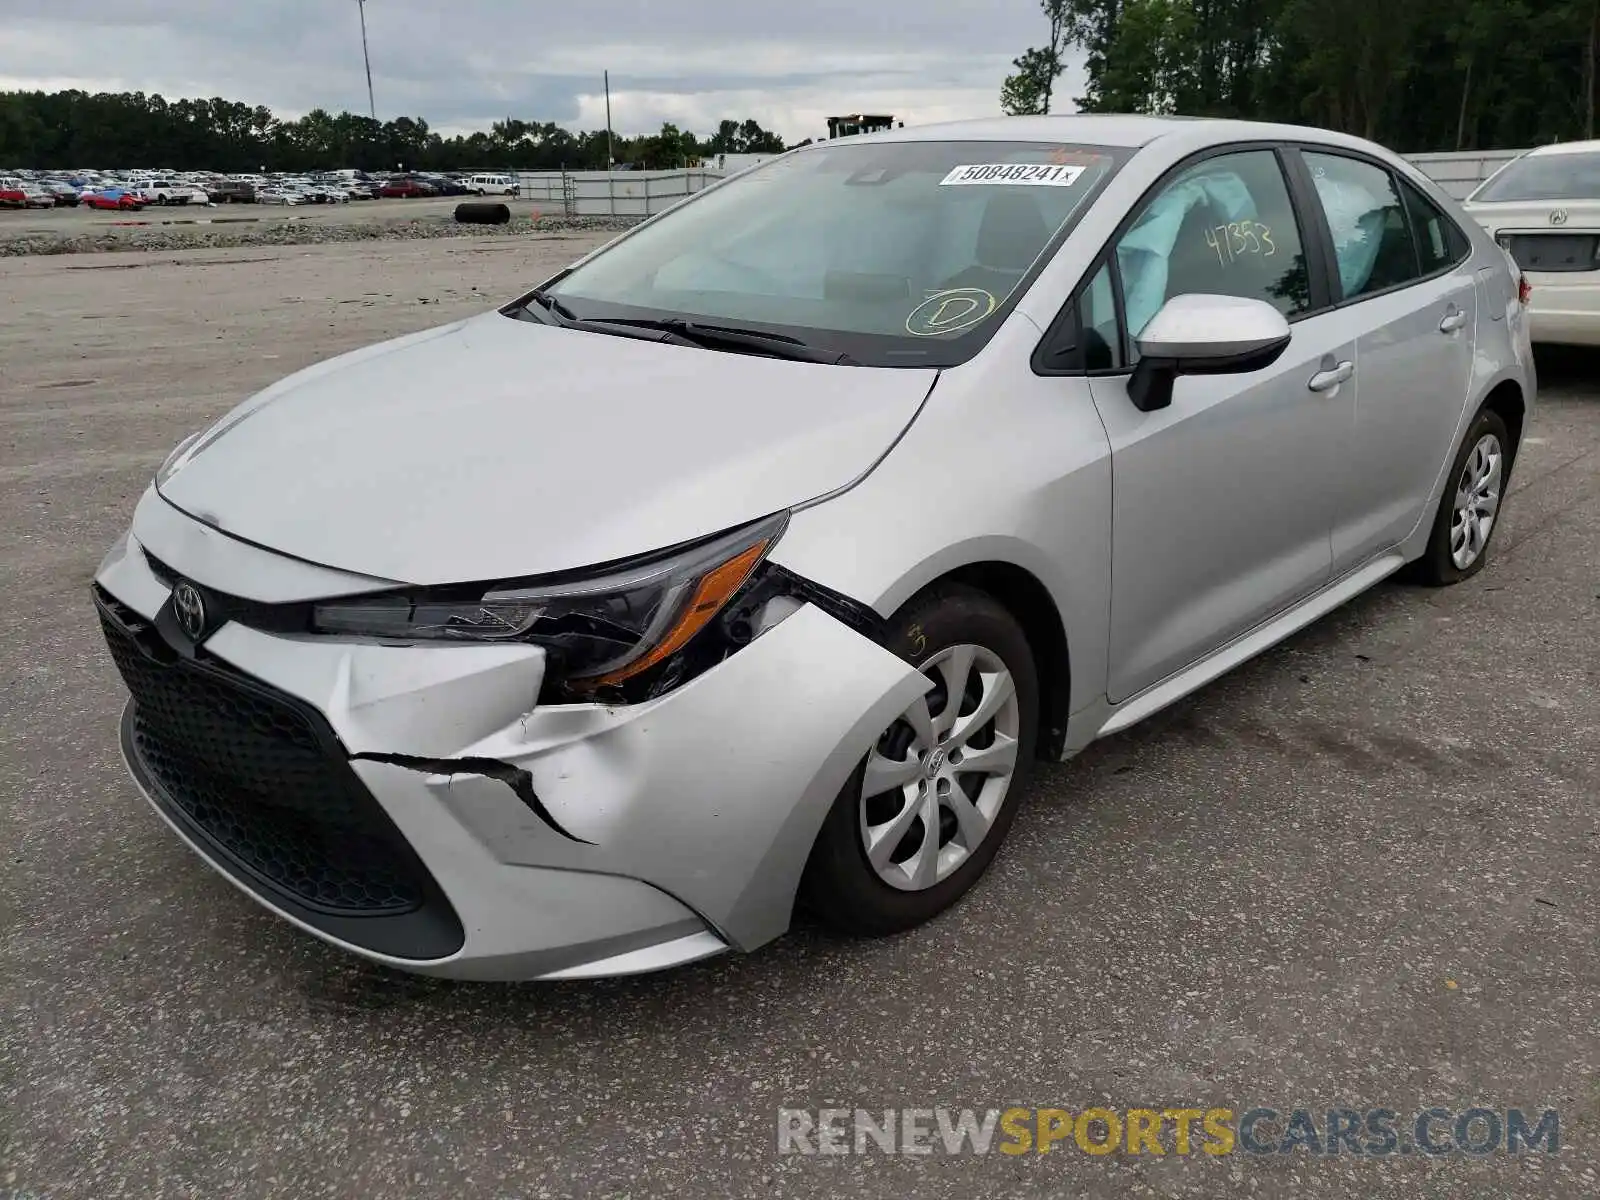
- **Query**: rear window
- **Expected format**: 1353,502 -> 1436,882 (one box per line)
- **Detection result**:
1474,150 -> 1600,202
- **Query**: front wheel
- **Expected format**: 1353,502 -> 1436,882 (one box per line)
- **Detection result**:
1410,406 -> 1512,586
800,584 -> 1039,936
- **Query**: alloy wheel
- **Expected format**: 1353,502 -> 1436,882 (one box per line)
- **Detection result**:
858,643 -> 1021,892
1450,433 -> 1502,570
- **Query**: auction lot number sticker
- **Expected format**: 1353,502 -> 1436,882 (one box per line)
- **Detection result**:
940,163 -> 1085,186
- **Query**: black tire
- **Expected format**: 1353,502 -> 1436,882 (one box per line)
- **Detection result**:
800,583 -> 1040,936
1409,406 -> 1512,587
455,201 -> 511,225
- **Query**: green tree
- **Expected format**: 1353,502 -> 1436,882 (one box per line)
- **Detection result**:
1000,1 -> 1071,113
1027,0 -> 1597,150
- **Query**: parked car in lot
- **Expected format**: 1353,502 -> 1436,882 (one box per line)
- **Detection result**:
42,180 -> 81,206
424,175 -> 472,196
93,115 -> 1535,981
82,188 -> 145,211
19,183 -> 56,208
305,181 -> 351,204
0,176 -> 28,207
378,175 -> 438,198
256,186 -> 303,206
467,173 -> 520,196
1464,139 -> 1600,346
128,178 -> 203,205
209,179 -> 257,204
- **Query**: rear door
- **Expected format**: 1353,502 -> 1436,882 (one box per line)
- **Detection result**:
1297,150 -> 1479,573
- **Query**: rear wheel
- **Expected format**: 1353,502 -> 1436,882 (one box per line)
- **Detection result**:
1411,406 -> 1511,586
801,584 -> 1039,936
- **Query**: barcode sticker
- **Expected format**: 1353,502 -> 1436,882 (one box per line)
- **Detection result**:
939,163 -> 1085,187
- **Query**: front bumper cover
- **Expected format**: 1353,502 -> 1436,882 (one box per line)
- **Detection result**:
95,492 -> 928,980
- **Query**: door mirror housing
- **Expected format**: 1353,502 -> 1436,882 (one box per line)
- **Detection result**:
1128,294 -> 1293,413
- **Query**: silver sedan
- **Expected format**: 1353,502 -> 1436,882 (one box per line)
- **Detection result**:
94,115 -> 1536,980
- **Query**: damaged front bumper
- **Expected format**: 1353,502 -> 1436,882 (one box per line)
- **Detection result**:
94,490 -> 928,981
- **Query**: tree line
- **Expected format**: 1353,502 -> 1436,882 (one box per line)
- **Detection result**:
0,90 -> 790,172
1002,0 -> 1600,152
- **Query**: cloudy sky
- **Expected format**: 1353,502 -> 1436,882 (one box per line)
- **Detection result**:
0,0 -> 1086,142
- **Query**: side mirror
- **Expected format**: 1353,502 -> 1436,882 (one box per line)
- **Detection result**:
1127,294 -> 1292,413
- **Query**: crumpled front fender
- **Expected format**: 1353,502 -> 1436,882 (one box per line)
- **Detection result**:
407,603 -> 931,950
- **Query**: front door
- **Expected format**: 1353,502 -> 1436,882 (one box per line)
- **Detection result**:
1090,146 -> 1349,704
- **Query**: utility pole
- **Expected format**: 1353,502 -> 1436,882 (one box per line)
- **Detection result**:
358,0 -> 376,120
604,70 -> 613,169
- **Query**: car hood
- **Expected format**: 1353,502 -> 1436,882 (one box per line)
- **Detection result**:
157,311 -> 937,585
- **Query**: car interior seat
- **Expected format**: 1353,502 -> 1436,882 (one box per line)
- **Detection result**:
939,191 -> 1051,296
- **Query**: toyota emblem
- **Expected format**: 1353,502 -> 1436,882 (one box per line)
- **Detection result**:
172,581 -> 207,641
1550,209 -> 1569,226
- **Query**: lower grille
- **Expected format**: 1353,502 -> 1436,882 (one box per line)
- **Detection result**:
97,586 -> 463,958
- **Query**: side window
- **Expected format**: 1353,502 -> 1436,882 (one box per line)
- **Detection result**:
1303,152 -> 1420,299
1036,262 -> 1124,373
1081,264 -> 1124,371
1399,178 -> 1469,273
1115,149 -> 1311,337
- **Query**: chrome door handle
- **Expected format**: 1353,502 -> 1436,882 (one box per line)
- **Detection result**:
1308,361 -> 1354,392
1440,308 -> 1468,334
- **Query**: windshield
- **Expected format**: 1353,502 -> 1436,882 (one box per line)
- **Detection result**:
1474,151 -> 1600,202
542,139 -> 1128,367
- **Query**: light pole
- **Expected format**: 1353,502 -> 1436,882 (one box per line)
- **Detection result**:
358,0 -> 376,120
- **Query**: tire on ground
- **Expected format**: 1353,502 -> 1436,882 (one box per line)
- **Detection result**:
1408,404 -> 1513,587
799,582 -> 1040,936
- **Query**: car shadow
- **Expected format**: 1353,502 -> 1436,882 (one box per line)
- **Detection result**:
1533,344 -> 1600,391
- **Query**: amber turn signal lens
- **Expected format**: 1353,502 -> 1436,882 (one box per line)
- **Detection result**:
585,539 -> 772,687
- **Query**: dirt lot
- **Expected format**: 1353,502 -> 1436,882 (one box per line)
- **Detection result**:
2,238 -> 1599,1199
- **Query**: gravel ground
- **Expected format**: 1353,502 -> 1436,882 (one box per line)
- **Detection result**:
1,239 -> 1598,1199
0,205 -> 640,257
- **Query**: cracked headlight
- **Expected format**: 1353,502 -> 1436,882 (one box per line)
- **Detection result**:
311,513 -> 788,692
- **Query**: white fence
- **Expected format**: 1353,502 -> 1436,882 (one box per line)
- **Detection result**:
511,169 -> 723,216
1406,150 -> 1525,199
504,150 -> 1527,219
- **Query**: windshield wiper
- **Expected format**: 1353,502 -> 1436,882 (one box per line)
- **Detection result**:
585,317 -> 857,365
524,288 -> 580,323
515,296 -> 854,364
516,292 -> 699,347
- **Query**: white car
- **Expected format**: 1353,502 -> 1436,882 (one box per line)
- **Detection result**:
1464,140 -> 1600,346
129,178 -> 210,206
468,173 -> 520,196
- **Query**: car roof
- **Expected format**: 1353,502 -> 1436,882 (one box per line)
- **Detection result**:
822,113 -> 1400,155
1525,138 -> 1600,157
856,114 -> 1195,148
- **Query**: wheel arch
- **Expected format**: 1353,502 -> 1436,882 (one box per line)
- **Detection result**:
885,559 -> 1073,762
1480,378 -> 1527,471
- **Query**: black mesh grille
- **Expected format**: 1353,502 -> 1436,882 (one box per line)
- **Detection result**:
97,588 -> 426,916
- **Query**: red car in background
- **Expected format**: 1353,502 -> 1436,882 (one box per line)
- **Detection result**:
0,177 -> 29,207
377,176 -> 439,198
82,189 -> 147,211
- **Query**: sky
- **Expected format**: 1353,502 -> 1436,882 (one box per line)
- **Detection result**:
0,0 -> 1087,143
